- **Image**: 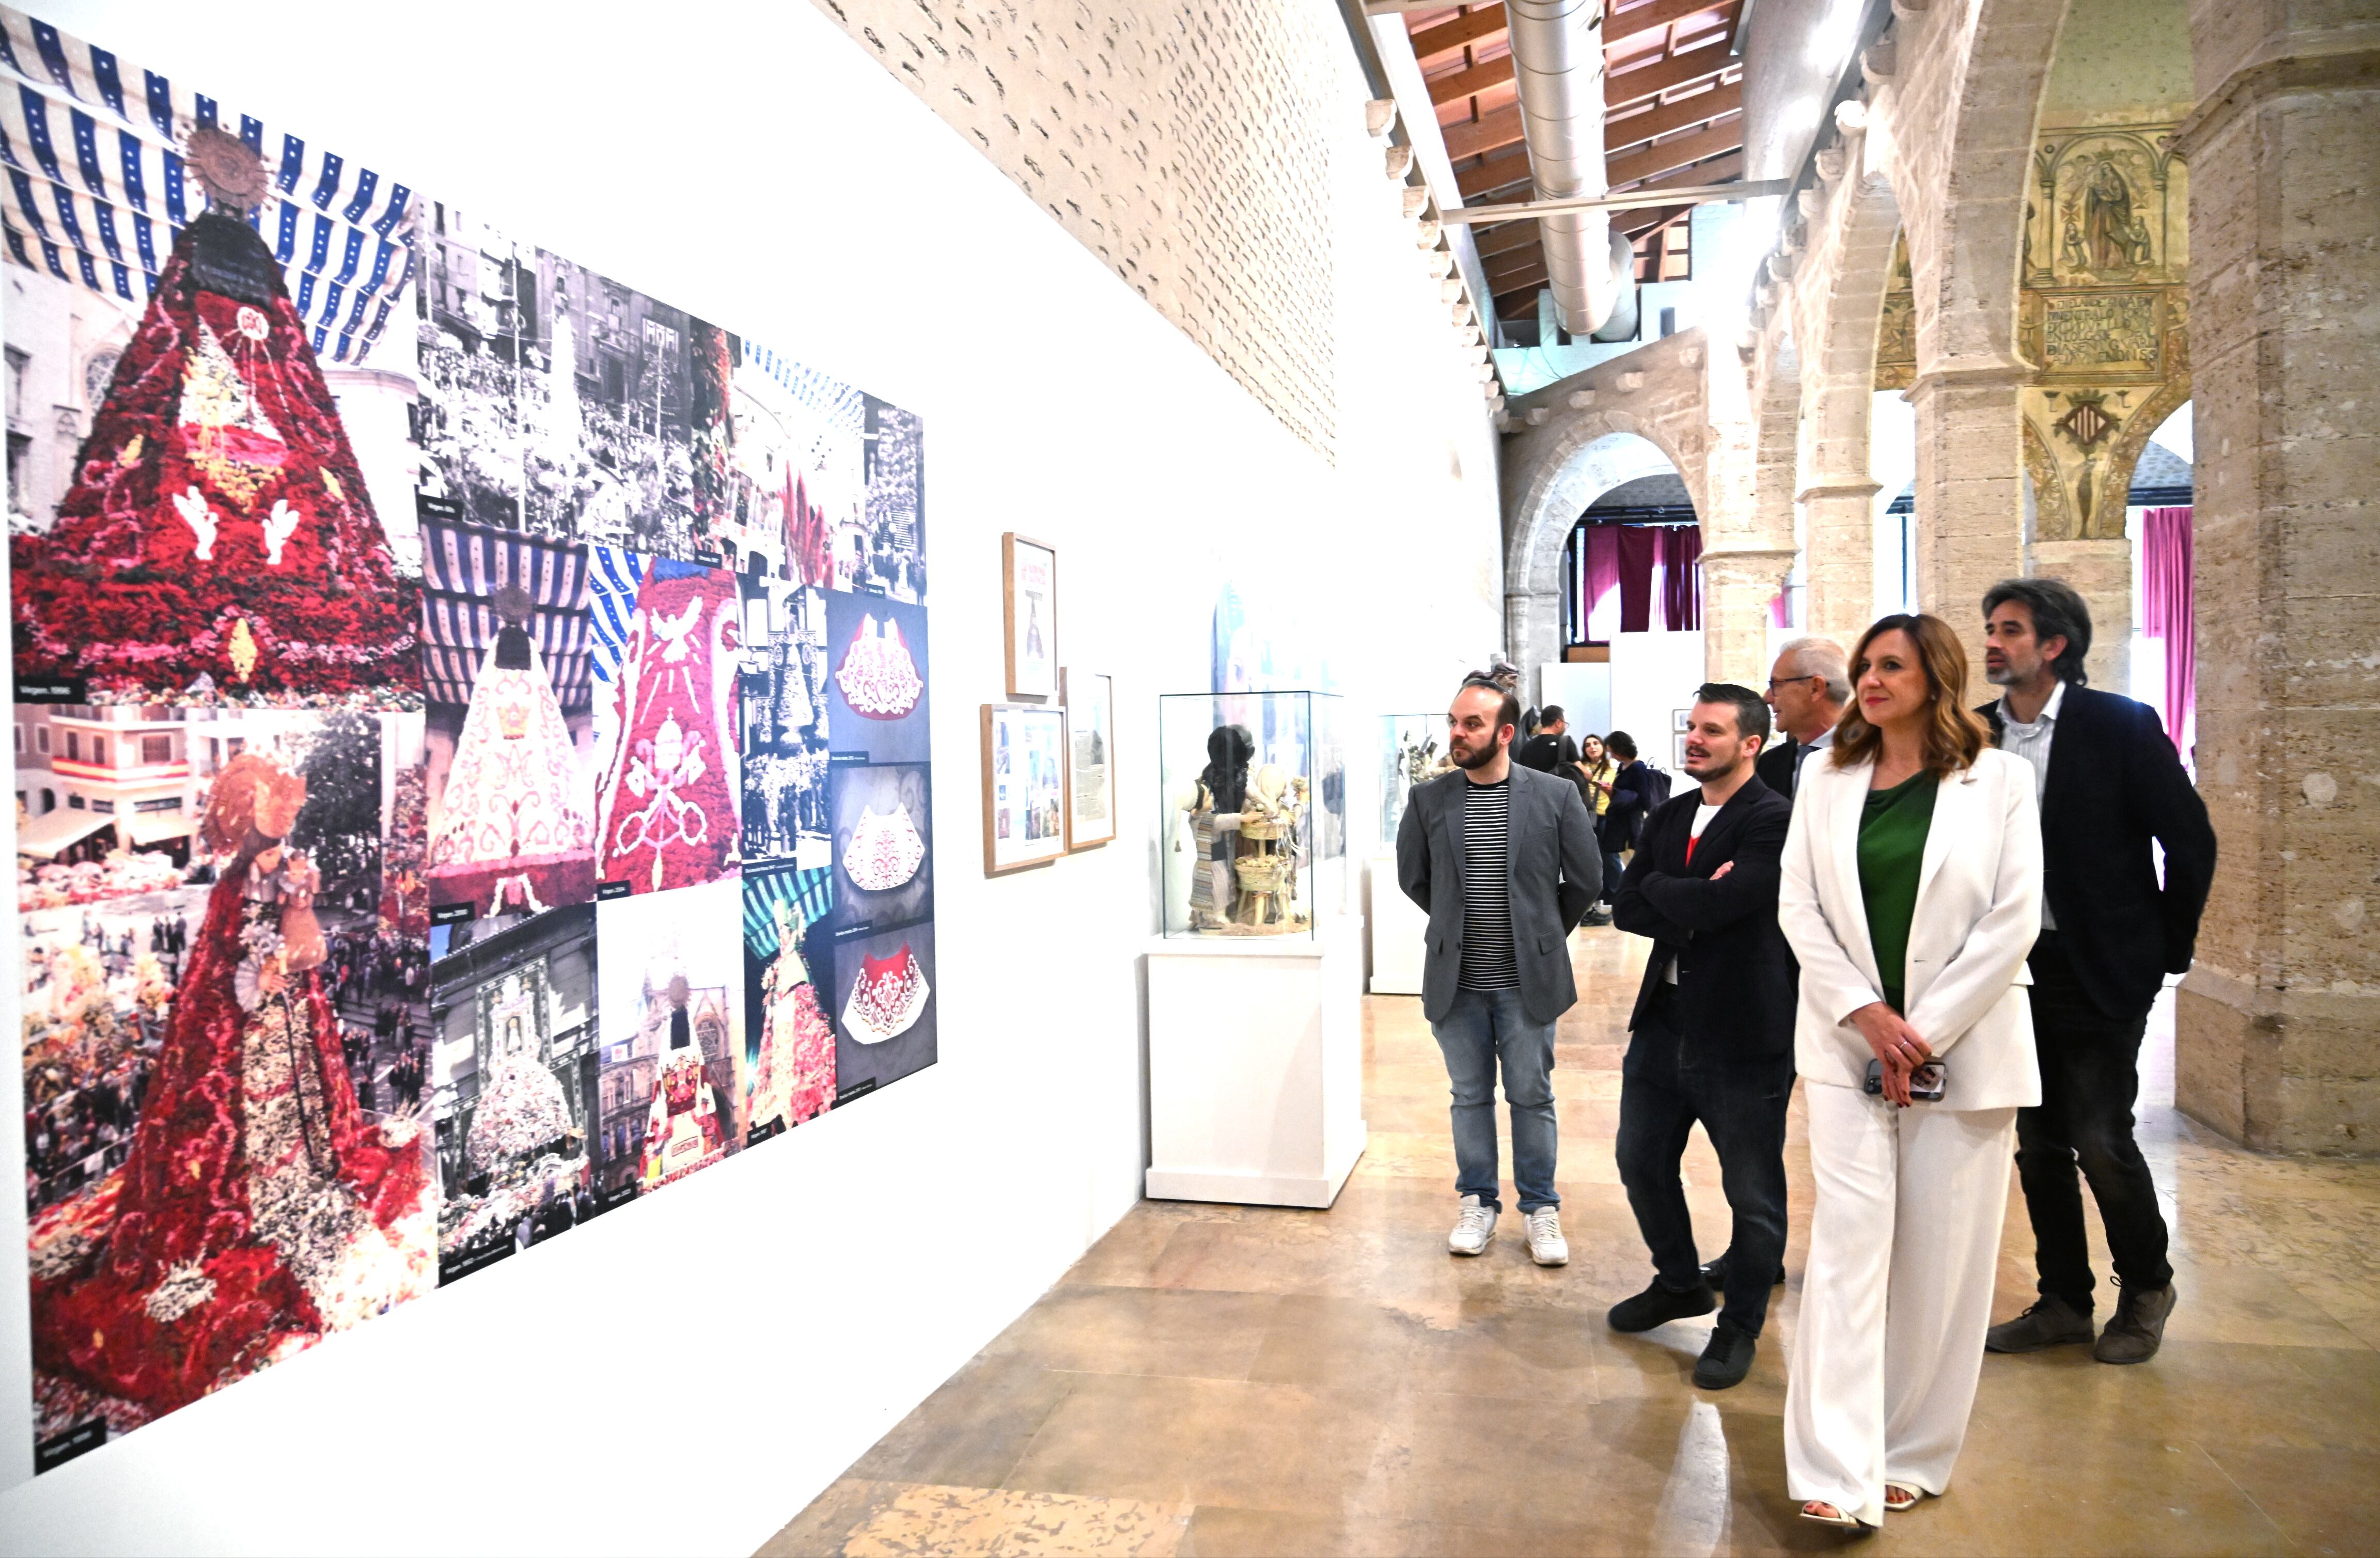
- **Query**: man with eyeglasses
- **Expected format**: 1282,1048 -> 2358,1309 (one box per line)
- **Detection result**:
1397,673 -> 1603,1266
1755,638 -> 1851,802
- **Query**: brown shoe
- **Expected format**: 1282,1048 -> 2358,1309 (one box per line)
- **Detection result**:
2095,1281 -> 2177,1364
1985,1294 -> 2094,1353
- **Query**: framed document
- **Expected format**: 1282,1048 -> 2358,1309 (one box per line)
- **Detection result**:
1001,532 -> 1058,699
981,702 -> 1069,875
1061,669 -> 1116,851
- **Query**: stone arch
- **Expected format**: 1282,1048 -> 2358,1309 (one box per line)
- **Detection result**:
2095,373 -> 2192,532
1504,411 -> 1713,689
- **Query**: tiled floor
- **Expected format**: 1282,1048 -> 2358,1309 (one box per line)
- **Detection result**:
761,928 -> 2380,1557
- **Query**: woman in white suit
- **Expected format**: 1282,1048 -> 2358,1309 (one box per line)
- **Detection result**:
1778,612 -> 2043,1530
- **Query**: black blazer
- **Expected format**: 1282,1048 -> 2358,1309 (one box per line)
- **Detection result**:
1611,777 -> 1797,1060
1978,684 -> 2217,1019
1755,738 -> 1799,801
1604,759 -> 1652,846
1396,764 -> 1603,1025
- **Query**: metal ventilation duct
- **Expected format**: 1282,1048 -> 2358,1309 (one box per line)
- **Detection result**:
1506,0 -> 1634,337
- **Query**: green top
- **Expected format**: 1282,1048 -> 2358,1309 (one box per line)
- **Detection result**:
1858,770 -> 1938,1012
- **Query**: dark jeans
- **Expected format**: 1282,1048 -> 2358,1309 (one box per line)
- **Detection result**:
1615,983 -> 1794,1334
2016,932 -> 2172,1308
1431,986 -> 1560,1214
1595,819 -> 1625,905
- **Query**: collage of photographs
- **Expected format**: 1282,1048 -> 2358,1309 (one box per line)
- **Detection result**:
2,5 -> 931,1471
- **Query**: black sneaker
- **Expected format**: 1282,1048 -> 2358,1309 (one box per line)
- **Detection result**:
1700,1253 -> 1787,1291
1984,1294 -> 2095,1353
1607,1279 -> 1717,1333
1694,1318 -> 1758,1389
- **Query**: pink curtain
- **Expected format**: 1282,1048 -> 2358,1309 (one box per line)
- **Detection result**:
1660,526 -> 1703,630
2141,507 -> 2195,757
1584,525 -> 1622,642
1617,526 -> 1660,633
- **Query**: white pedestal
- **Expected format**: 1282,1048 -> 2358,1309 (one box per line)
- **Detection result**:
1145,916 -> 1367,1208
1363,853 -> 1426,996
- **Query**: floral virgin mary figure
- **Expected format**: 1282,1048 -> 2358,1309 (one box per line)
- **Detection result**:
428,584 -> 594,911
28,753 -> 434,1422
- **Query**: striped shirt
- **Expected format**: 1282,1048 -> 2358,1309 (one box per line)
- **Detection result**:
1995,679 -> 2064,930
1458,777 -> 1520,990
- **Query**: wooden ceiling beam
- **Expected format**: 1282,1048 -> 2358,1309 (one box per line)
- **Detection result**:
1619,202 -> 1692,238
1488,251 -> 1552,290
1457,149 -> 1537,200
1605,40 -> 1736,110
1428,53 -> 1515,105
1410,3 -> 1508,61
1605,82 -> 1741,155
1444,103 -> 1529,161
1605,119 -> 1745,187
1604,0 -> 1735,54
1474,220 -> 1544,258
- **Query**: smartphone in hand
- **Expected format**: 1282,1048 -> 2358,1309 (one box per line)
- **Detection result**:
1864,1059 -> 1947,1103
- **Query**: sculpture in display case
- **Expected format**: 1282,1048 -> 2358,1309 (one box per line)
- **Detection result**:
1162,692 -> 1343,937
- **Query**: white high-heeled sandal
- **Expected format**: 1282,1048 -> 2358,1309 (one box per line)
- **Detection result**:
1884,1482 -> 1927,1511
1798,1500 -> 1876,1531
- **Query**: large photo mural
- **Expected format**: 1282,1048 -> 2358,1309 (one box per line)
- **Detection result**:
4,7 -> 932,1473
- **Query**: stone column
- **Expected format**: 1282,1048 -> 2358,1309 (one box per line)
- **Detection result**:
1700,546 -> 1798,687
1802,480 -> 1883,648
2027,536 -> 2131,695
1910,367 -> 2028,698
1505,587 -> 1563,702
2172,11 -> 2380,1152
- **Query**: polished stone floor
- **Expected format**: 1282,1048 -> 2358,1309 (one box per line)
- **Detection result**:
761,928 -> 2380,1557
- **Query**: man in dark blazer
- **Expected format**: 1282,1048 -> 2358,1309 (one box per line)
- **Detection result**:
1755,637 -> 1850,801
1976,578 -> 2217,1366
1606,683 -> 1796,1390
1398,675 -> 1602,1268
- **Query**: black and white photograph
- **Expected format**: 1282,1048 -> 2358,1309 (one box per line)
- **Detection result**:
845,396 -> 926,601
414,208 -> 730,561
428,905 -> 602,1284
737,572 -> 833,870
827,760 -> 933,934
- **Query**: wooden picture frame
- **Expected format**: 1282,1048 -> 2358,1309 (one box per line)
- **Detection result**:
1001,532 -> 1059,700
980,702 -> 1070,876
1061,668 -> 1117,851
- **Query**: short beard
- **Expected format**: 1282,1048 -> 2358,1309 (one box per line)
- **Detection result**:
1983,662 -> 2019,685
1452,739 -> 1503,771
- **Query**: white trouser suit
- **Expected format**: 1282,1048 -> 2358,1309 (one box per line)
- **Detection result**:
1776,748 -> 2044,1526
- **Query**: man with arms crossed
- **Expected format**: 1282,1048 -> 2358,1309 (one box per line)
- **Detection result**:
1398,675 -> 1603,1266
1607,684 -> 1797,1388
1978,578 -> 2217,1364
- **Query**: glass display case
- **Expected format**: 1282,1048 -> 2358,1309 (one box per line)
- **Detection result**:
1161,691 -> 1344,937
1379,713 -> 1452,846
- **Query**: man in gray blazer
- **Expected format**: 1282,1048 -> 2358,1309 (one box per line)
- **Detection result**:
1397,674 -> 1604,1266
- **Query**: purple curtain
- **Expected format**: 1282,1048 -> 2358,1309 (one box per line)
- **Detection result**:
2141,507 -> 2195,756
1617,526 -> 1660,633
1584,525 -> 1622,642
1661,526 -> 1703,630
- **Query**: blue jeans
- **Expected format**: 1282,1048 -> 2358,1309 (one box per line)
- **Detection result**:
1431,986 -> 1559,1213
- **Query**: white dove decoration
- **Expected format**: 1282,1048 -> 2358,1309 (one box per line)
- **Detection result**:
260,498 -> 302,566
171,486 -> 218,561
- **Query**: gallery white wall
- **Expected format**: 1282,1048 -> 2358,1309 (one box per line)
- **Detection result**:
0,2 -> 1504,1552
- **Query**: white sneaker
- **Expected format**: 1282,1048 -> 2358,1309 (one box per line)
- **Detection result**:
1524,1206 -> 1568,1266
1448,1194 -> 1497,1256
